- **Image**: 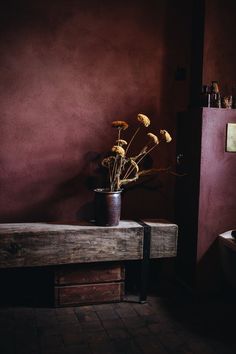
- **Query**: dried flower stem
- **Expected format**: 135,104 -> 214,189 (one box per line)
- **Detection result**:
122,141 -> 152,180
118,128 -> 121,142
110,127 -> 124,190
108,163 -> 112,188
101,114 -> 172,191
125,126 -> 140,154
124,143 -> 159,180
110,155 -> 117,191
116,157 -> 123,190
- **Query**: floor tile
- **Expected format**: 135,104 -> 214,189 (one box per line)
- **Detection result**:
1,291 -> 236,354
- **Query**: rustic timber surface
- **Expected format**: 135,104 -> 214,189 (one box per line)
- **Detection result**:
54,263 -> 125,306
0,220 -> 178,269
54,263 -> 125,286
54,282 -> 124,306
142,219 -> 178,259
0,221 -> 143,268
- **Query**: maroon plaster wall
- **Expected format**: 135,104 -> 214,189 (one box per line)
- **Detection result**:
203,0 -> 236,95
197,108 -> 236,290
194,0 -> 236,292
0,0 -> 192,223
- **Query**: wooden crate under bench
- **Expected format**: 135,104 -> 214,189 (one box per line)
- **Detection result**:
54,262 -> 125,306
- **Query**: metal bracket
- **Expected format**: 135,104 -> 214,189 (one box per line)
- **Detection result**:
137,220 -> 151,303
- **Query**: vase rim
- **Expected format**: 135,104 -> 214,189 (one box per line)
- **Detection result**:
94,188 -> 122,194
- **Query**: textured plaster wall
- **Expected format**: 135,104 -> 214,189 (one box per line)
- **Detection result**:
197,110 -> 236,262
196,108 -> 236,292
203,0 -> 236,95
194,0 -> 236,292
0,0 -> 192,222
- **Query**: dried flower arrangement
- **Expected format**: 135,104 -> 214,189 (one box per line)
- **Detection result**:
101,113 -> 172,192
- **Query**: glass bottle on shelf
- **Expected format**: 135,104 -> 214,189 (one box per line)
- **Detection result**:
201,85 -> 211,107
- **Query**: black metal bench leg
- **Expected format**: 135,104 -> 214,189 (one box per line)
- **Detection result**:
138,222 -> 151,303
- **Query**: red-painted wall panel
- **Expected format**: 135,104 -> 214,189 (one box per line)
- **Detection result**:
198,108 -> 236,261
196,108 -> 236,292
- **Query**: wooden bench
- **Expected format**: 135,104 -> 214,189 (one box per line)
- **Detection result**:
0,220 -> 178,305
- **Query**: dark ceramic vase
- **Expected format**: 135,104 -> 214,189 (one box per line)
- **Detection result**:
94,188 -> 122,226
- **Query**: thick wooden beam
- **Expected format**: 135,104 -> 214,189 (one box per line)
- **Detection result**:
0,221 -> 143,268
142,220 -> 178,259
0,220 -> 178,269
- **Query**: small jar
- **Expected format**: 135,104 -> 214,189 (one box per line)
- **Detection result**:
222,95 -> 233,109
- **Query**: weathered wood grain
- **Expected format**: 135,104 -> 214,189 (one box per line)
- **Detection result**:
0,220 -> 178,269
142,219 -> 178,258
54,282 -> 124,306
0,221 -> 143,268
54,263 -> 125,285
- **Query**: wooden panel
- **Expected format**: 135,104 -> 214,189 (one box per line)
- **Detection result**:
54,282 -> 124,306
142,219 -> 178,258
0,221 -> 143,268
54,263 -> 125,285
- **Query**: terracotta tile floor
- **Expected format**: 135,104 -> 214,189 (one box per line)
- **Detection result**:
0,289 -> 236,354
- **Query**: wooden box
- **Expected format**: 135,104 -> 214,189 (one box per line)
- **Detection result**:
54,262 -> 125,307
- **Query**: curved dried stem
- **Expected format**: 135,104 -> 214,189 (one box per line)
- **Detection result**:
124,143 -> 159,180
120,175 -> 139,186
126,126 -> 140,154
138,166 -> 171,176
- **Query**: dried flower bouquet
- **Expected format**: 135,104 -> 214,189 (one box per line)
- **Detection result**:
101,113 -> 172,192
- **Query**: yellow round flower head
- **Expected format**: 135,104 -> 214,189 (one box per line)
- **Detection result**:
116,139 -> 128,146
112,145 -> 125,157
137,114 -> 151,127
147,133 -> 159,144
112,120 -> 129,130
160,130 -> 172,143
